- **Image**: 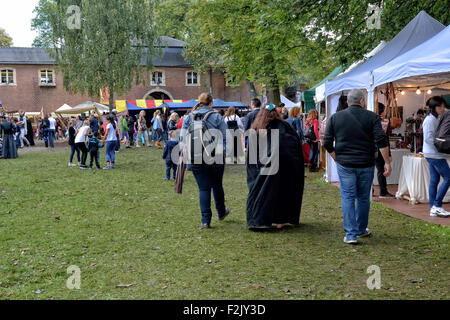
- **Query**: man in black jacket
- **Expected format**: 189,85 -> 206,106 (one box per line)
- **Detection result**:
323,89 -> 391,245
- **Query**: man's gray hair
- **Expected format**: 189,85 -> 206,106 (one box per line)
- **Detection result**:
347,89 -> 365,105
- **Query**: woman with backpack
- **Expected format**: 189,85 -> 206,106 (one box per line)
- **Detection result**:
224,107 -> 244,163
423,96 -> 450,217
181,93 -> 231,229
305,109 -> 320,172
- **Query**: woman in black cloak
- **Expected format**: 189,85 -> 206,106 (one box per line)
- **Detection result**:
0,115 -> 18,159
246,104 -> 304,230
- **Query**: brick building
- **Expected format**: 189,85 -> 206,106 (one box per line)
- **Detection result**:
0,36 -> 250,113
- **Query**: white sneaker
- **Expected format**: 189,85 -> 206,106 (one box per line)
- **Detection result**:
430,206 -> 450,217
343,237 -> 358,245
357,228 -> 371,238
68,162 -> 76,167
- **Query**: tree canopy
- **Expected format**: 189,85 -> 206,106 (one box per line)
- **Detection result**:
0,28 -> 13,47
32,0 -> 159,109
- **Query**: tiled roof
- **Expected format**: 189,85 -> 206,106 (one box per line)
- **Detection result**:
0,36 -> 189,67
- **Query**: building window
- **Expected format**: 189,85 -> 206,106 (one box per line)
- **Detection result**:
40,69 -> 55,86
1,69 -> 15,85
186,71 -> 199,86
151,71 -> 165,86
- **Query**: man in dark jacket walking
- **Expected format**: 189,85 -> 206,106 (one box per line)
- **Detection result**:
323,89 -> 391,245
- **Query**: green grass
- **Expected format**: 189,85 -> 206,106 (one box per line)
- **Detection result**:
0,146 -> 449,300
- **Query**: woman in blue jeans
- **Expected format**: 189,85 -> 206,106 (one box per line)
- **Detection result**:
103,116 -> 118,170
181,93 -> 230,229
423,96 -> 450,217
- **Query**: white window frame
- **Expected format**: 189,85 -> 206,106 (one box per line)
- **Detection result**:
0,68 -> 16,86
151,70 -> 165,86
186,71 -> 200,86
39,69 -> 56,86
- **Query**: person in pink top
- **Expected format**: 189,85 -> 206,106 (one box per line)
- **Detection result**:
305,109 -> 320,172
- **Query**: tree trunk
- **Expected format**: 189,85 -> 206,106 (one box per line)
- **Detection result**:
247,80 -> 258,99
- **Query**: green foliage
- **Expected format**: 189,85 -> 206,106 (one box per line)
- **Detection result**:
31,0 -> 159,108
307,0 -> 450,66
154,0 -> 192,40
0,28 -> 13,47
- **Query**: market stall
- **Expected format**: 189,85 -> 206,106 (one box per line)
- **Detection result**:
323,11 -> 446,184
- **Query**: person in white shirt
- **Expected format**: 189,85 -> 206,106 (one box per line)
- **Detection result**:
423,96 -> 450,217
48,114 -> 57,148
224,107 -> 244,163
103,115 -> 118,169
75,120 -> 90,168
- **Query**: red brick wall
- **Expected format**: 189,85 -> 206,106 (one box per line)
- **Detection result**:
0,65 -> 250,113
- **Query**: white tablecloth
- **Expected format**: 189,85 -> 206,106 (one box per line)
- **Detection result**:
396,155 -> 450,204
374,149 -> 410,185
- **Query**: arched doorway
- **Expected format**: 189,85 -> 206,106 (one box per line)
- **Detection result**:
143,88 -> 174,100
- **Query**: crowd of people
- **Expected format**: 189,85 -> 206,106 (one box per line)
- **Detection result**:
7,90 -> 447,242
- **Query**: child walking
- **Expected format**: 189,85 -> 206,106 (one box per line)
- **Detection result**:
87,132 -> 104,169
162,130 -> 179,180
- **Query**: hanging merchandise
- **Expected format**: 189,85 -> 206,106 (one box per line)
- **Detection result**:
385,82 -> 402,129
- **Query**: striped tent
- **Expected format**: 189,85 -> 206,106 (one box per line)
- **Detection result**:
116,100 -> 190,113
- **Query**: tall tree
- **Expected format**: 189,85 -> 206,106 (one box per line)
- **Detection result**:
153,0 -> 192,40
32,0 -> 159,109
183,0 -> 335,105
0,28 -> 13,47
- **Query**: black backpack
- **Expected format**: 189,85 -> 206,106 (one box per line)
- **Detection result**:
41,119 -> 50,129
434,111 -> 450,154
226,115 -> 239,130
187,111 -> 219,166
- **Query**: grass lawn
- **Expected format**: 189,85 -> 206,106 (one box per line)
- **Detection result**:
0,146 -> 448,300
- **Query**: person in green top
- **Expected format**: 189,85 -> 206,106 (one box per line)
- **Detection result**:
119,114 -> 130,148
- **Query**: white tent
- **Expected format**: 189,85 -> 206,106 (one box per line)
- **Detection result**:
325,11 -> 444,111
314,41 -> 387,104
281,95 -> 298,109
73,101 -> 110,113
372,25 -> 450,90
323,11 -> 446,183
55,104 -> 72,112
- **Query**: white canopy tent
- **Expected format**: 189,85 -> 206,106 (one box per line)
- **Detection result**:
55,104 -> 72,113
73,101 -> 110,114
281,95 -> 299,109
372,25 -> 450,91
314,41 -> 387,104
322,11 -> 446,183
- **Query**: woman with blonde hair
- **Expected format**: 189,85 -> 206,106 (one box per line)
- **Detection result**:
152,109 -> 164,148
168,112 -> 179,131
181,93 -> 230,229
136,110 -> 150,147
305,109 -> 320,172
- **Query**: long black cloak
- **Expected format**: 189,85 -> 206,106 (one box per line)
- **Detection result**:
246,119 -> 304,229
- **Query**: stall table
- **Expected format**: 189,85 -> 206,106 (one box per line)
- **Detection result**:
374,149 -> 410,185
396,155 -> 450,204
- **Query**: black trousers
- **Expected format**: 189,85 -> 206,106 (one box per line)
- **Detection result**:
89,150 -> 100,168
375,151 -> 388,195
76,142 -> 88,166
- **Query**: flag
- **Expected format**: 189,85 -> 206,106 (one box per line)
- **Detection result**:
0,100 -> 2,111
100,87 -> 110,105
40,106 -> 44,118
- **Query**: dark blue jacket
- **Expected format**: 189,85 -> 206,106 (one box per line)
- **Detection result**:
90,118 -> 99,134
286,117 -> 305,141
163,139 -> 179,164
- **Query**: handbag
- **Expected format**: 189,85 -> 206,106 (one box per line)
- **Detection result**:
304,121 -> 316,141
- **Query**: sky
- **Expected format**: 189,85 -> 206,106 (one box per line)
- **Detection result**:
0,0 -> 40,47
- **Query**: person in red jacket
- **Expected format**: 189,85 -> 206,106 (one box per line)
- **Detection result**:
305,109 -> 320,172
